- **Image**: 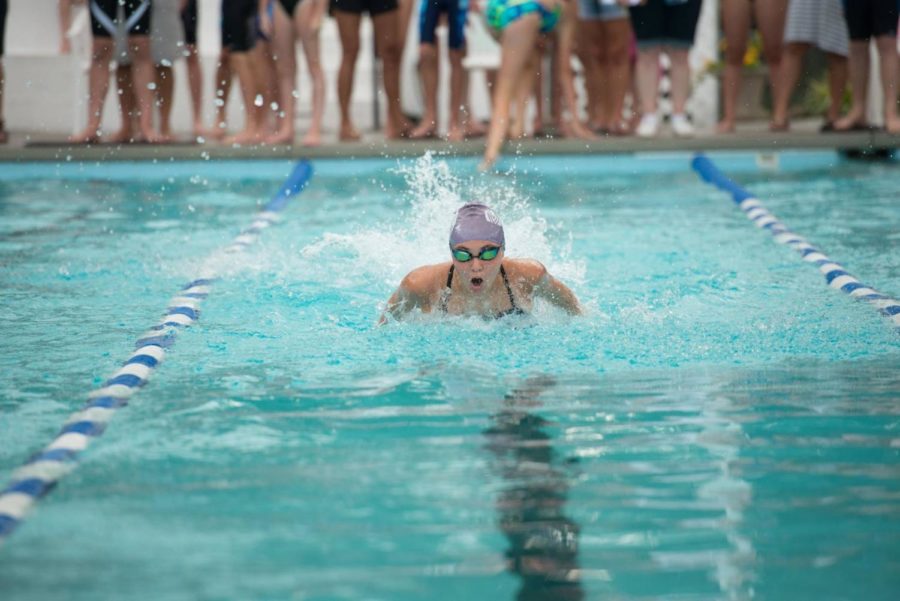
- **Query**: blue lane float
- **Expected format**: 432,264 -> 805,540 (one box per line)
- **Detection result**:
692,154 -> 900,332
0,160 -> 313,544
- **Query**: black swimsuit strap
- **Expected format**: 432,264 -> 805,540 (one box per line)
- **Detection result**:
499,265 -> 520,312
441,264 -> 519,314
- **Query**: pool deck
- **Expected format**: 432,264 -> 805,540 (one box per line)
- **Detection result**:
1,120 -> 897,162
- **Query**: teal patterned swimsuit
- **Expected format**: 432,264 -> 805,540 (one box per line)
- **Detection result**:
486,0 -> 561,33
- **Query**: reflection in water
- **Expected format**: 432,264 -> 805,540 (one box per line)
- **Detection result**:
484,379 -> 584,601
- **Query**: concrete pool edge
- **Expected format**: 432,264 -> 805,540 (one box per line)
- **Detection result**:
0,129 -> 896,163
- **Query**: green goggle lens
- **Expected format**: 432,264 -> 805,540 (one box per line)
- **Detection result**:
452,246 -> 500,262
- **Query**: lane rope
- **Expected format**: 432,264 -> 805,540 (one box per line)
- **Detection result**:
692,154 -> 900,331
0,161 -> 314,544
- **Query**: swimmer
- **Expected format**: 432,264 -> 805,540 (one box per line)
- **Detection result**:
380,203 -> 582,322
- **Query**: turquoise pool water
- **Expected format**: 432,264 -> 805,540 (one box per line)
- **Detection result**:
1,152 -> 898,600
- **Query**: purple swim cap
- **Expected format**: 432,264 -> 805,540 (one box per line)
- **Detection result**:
449,203 -> 505,248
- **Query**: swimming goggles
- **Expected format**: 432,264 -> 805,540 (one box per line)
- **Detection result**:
451,245 -> 501,262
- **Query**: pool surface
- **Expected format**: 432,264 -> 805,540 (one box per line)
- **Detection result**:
1,152 -> 898,600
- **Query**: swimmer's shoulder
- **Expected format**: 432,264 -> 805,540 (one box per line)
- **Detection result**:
502,258 -> 548,291
401,262 -> 452,299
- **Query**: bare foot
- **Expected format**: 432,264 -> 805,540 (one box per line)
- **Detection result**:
385,121 -> 414,140
265,129 -> 295,146
463,120 -> 487,139
107,128 -> 136,144
768,119 -> 790,133
157,130 -> 176,144
225,128 -> 263,146
301,129 -> 322,147
716,119 -> 735,134
207,122 -> 228,141
68,127 -> 102,144
446,125 -> 464,143
567,120 -> 599,140
339,123 -> 361,142
834,110 -> 867,131
884,116 -> 900,134
141,129 -> 164,144
409,121 -> 437,139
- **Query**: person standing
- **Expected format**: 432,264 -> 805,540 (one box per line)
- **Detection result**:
68,0 -> 160,144
260,0 -> 328,146
331,0 -> 411,140
409,0 -> 472,141
221,0 -> 266,144
628,0 -> 703,138
576,0 -> 633,135
770,0 -> 848,131
834,0 -> 900,133
717,0 -> 787,133
480,0 -> 564,169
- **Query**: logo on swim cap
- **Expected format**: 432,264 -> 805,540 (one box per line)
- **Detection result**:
449,203 -> 505,248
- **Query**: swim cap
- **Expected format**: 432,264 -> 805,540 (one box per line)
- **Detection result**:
449,203 -> 505,248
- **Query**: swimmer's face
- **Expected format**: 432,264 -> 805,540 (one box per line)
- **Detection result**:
451,240 -> 504,294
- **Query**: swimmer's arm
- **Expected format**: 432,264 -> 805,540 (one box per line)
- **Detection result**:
378,275 -> 426,325
533,266 -> 583,316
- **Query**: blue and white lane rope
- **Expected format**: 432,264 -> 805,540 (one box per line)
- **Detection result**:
0,160 -> 314,544
691,154 -> 900,331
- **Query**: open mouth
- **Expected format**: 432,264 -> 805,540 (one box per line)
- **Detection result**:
470,277 -> 484,287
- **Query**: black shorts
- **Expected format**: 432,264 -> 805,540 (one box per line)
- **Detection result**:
221,0 -> 257,52
420,0 -> 468,49
0,0 -> 7,57
89,0 -> 152,38
331,0 -> 398,16
279,0 -> 304,15
628,0 -> 702,48
181,0 -> 199,46
843,0 -> 899,40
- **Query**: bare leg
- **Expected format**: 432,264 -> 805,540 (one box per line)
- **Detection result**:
835,40 -> 869,130
372,8 -> 411,138
446,48 -> 466,141
554,4 -> 594,139
511,47 -> 538,139
411,43 -> 440,138
531,38 -> 546,135
481,14 -> 543,170
109,64 -> 137,143
0,61 -> 5,142
155,65 -> 176,142
668,47 -> 690,115
718,0 -> 751,133
267,2 -> 298,145
754,0 -> 787,129
184,44 -> 205,137
255,41 -> 281,136
226,50 -> 265,145
635,45 -> 661,116
70,38 -> 114,143
334,10 -> 362,140
771,42 -> 808,129
298,0 -> 327,146
211,49 -> 232,140
602,17 -> 632,134
825,52 -> 848,124
875,36 -> 900,133
127,36 -> 161,142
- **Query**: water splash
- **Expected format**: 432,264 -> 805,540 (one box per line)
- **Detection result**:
300,153 -> 586,287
